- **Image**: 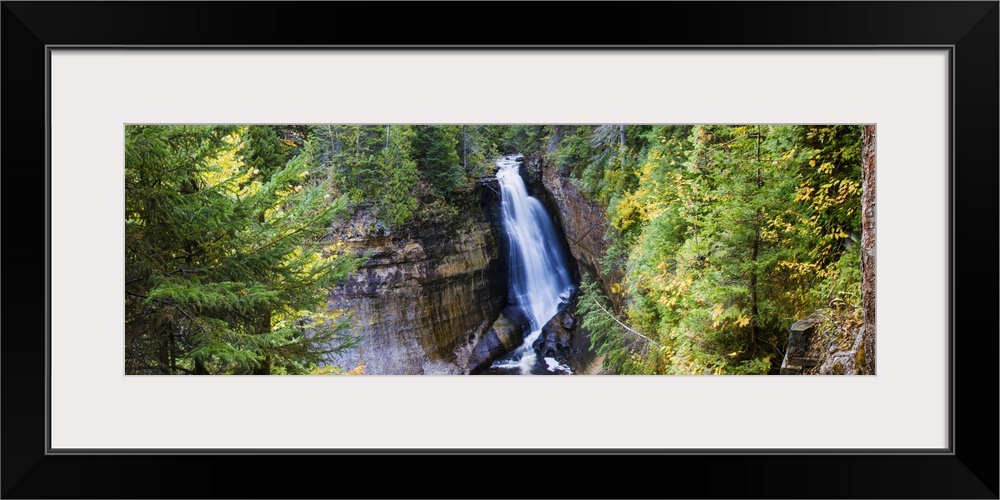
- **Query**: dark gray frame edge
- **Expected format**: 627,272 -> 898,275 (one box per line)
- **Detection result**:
44,45 -> 955,456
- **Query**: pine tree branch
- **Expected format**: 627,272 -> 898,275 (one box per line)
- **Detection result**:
125,310 -> 155,323
127,290 -> 196,322
164,267 -> 206,277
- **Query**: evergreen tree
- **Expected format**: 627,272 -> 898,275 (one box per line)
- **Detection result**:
125,125 -> 362,375
413,125 -> 465,195
459,125 -> 499,179
375,125 -> 421,229
560,124 -> 863,374
320,125 -> 420,230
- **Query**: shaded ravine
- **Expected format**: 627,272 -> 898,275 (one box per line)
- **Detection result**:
488,155 -> 577,374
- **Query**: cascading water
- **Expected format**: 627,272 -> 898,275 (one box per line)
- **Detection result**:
491,154 -> 576,374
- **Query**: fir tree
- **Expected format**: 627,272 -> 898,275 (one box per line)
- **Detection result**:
125,125 -> 363,375
413,125 -> 465,195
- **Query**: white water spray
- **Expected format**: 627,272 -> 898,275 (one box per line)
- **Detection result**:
493,155 -> 575,374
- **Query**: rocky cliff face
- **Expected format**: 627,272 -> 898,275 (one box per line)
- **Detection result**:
324,185 -> 508,374
528,155 -> 619,294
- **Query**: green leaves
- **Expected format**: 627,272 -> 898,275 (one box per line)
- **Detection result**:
318,125 -> 422,231
125,125 -> 361,375
413,125 -> 464,195
541,124 -> 863,375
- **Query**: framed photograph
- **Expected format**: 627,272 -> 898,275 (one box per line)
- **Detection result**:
3,2 -> 996,498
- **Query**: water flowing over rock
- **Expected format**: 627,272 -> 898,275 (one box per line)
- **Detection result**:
324,154 -> 590,375
466,307 -> 525,373
490,155 -> 576,375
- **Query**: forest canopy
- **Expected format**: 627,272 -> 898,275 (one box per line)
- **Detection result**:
508,125 -> 865,374
125,124 -> 866,375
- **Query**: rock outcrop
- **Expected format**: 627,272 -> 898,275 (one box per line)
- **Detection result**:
324,185 -> 508,374
779,309 -> 871,375
467,307 -> 525,373
779,314 -> 824,375
531,155 -> 616,289
536,295 -> 600,375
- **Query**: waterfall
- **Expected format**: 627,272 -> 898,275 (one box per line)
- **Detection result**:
492,154 -> 575,374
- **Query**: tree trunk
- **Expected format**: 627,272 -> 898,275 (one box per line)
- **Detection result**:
860,125 -> 876,374
193,358 -> 209,375
749,126 -> 762,351
253,356 -> 271,375
254,211 -> 272,376
168,328 -> 176,375
750,224 -> 759,350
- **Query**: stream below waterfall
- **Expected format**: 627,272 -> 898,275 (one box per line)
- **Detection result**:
486,154 -> 578,375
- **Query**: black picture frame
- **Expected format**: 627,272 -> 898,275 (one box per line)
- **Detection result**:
3,2 -> 996,498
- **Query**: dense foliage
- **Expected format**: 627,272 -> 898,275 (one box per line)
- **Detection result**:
125,124 -> 504,374
511,125 -> 863,374
308,125 -> 500,234
125,124 -> 863,376
125,125 -> 367,374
